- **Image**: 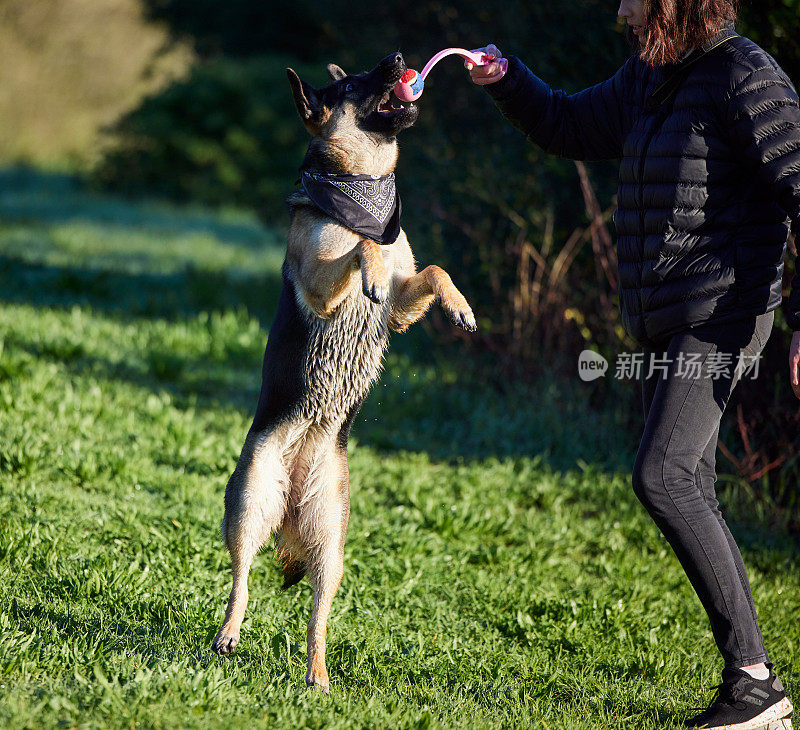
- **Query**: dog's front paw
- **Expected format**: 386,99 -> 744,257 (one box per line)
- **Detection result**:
442,300 -> 477,332
435,278 -> 477,332
212,632 -> 239,656
456,308 -> 477,332
362,276 -> 390,305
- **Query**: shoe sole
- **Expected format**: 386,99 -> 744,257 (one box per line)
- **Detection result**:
703,698 -> 793,730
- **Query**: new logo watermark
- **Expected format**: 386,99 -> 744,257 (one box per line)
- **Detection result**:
578,350 -> 609,381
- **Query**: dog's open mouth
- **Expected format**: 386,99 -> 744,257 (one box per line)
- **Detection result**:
377,91 -> 408,115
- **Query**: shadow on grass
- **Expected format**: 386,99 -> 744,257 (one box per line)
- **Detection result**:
0,166 -> 274,250
0,173 -> 639,475
2,172 -> 793,542
0,254 -> 283,323
0,168 -> 640,473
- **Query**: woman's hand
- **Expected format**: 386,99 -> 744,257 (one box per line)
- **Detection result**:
465,44 -> 508,85
790,332 -> 800,399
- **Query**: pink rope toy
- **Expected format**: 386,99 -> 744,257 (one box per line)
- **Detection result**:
394,48 -> 508,102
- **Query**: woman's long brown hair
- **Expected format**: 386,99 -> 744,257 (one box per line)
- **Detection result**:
637,0 -> 738,66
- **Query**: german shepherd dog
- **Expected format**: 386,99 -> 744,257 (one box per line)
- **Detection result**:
211,52 -> 476,691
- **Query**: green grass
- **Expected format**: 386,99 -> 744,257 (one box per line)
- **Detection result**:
0,171 -> 798,729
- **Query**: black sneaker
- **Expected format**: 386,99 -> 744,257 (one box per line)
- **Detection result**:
686,664 -> 794,729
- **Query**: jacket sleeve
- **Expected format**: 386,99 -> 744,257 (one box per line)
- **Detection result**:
484,55 -> 631,161
724,63 -> 800,330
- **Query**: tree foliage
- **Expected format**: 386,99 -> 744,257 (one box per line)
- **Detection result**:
99,0 -> 800,364
739,0 -> 800,83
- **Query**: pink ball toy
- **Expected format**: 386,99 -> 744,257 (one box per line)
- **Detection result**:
395,69 -> 425,102
394,48 -> 506,102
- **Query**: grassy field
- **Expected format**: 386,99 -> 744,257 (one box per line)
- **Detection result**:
0,169 -> 797,729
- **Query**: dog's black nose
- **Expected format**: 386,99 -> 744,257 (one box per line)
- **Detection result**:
378,52 -> 405,74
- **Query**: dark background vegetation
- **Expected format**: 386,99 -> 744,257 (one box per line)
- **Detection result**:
94,0 -> 800,525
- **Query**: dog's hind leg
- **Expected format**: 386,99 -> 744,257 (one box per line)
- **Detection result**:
295,439 -> 350,692
389,265 -> 476,333
212,428 -> 291,655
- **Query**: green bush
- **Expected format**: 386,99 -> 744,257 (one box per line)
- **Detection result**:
95,0 -> 800,376
96,56 -> 318,222
97,2 -> 630,364
739,0 -> 800,84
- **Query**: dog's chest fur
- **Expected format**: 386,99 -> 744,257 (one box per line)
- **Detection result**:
297,285 -> 390,428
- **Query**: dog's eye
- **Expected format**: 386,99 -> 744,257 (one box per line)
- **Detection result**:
345,83 -> 354,92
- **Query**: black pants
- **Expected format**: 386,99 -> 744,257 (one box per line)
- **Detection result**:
633,310 -> 775,668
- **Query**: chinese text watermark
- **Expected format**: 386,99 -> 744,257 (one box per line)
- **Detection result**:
578,350 -> 762,383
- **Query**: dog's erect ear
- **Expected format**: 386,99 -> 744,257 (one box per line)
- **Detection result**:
326,63 -> 347,82
287,68 -> 322,127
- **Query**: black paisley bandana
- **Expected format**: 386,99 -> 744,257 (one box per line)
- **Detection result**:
300,170 -> 402,245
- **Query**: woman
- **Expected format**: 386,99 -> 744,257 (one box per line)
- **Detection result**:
467,1 -> 798,728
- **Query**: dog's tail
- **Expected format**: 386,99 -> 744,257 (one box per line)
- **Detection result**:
281,561 -> 307,590
277,540 -> 307,590
281,559 -> 306,591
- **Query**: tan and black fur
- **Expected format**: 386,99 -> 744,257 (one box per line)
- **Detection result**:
211,52 -> 475,691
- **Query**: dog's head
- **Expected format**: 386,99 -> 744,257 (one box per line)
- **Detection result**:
287,53 -> 418,173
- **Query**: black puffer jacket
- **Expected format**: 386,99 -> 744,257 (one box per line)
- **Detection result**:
486,24 -> 800,347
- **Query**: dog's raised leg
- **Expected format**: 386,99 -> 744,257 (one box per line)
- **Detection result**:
212,428 -> 291,655
389,264 -> 476,332
293,238 -> 389,317
294,440 -> 350,692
